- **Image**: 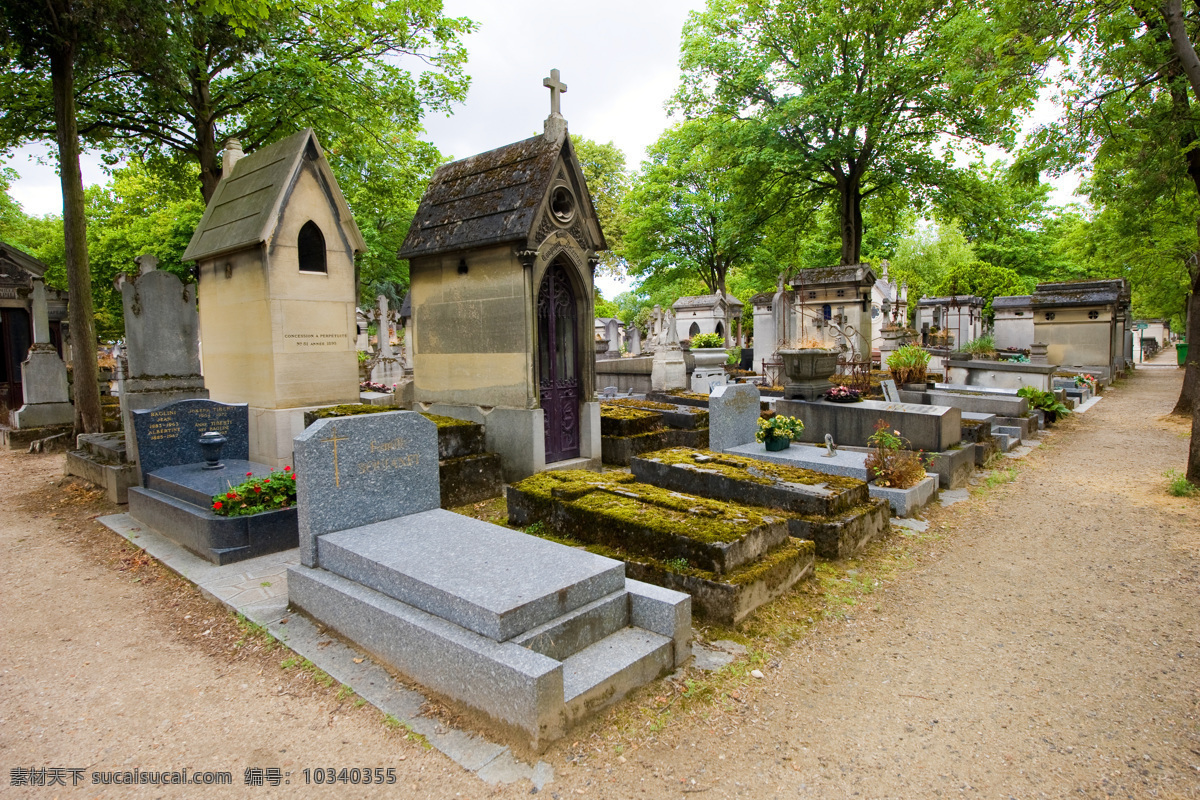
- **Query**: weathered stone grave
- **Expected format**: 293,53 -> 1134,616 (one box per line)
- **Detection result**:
507,469 -> 814,624
599,398 -> 709,465
287,410 -> 689,749
631,448 -> 890,559
776,397 -> 962,453
10,276 -> 73,432
126,398 -> 298,564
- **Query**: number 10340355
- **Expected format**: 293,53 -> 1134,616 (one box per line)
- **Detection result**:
302,767 -> 396,784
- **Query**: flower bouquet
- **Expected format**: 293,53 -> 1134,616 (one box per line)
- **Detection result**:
211,467 -> 298,517
822,385 -> 862,403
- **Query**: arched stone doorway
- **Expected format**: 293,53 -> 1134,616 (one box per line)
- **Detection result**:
537,261 -> 580,462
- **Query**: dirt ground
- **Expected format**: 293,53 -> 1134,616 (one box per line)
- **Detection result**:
2,363 -> 1198,799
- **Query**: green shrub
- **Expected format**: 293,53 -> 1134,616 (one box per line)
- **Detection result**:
961,335 -> 996,357
726,345 -> 742,365
691,332 -> 725,349
1017,386 -> 1071,416
886,345 -> 931,385
212,468 -> 297,516
864,420 -> 927,489
1166,470 -> 1198,497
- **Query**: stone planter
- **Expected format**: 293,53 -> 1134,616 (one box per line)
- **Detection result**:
690,347 -> 729,369
868,473 -> 938,518
779,348 -> 840,401
595,338 -> 610,355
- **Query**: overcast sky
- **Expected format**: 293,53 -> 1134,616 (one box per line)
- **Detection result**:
3,0 -> 1077,298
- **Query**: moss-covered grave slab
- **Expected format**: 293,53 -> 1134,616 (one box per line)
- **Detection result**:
603,398 -> 709,429
506,470 -> 812,626
631,448 -> 866,517
631,448 -> 889,559
600,405 -> 664,437
601,427 -> 709,466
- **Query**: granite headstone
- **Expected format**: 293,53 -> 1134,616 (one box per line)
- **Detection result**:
132,399 -> 249,481
293,410 -> 440,567
880,379 -> 901,403
708,383 -> 761,453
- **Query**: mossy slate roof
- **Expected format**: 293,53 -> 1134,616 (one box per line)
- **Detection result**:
183,129 -> 365,262
399,131 -> 605,260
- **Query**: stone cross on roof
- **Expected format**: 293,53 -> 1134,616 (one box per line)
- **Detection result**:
543,68 -> 567,116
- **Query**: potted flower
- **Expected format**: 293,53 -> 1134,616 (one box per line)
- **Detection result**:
886,344 -> 931,390
689,332 -> 728,369
756,414 -> 805,451
779,337 -> 840,400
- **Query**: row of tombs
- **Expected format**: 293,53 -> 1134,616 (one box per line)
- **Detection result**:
93,362 -> 1064,748
3,88 -> 1073,748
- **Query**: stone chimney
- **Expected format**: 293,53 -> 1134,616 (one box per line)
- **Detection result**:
221,138 -> 243,181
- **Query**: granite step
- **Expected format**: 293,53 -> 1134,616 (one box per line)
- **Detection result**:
512,590 -> 630,662
317,509 -> 627,642
562,627 -> 674,715
145,460 -> 276,508
78,432 -> 127,463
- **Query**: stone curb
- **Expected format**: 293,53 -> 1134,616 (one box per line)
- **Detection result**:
96,513 -> 553,789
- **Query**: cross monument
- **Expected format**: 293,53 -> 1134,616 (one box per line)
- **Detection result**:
543,68 -> 567,116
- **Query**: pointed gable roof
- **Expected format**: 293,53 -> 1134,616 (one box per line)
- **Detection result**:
0,240 -> 48,281
399,131 -> 606,260
183,128 -> 366,263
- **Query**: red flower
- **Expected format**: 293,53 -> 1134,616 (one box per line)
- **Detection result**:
284,466 -> 291,471
253,486 -> 262,493
289,474 -> 296,480
226,491 -> 236,499
213,501 -> 223,510
246,471 -> 253,477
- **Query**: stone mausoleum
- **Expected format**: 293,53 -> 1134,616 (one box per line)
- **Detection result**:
399,71 -> 607,480
0,242 -> 68,417
672,292 -> 744,345
183,129 -> 366,467
1031,279 -> 1132,380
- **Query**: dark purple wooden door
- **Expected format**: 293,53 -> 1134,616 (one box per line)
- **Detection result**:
538,264 -> 580,462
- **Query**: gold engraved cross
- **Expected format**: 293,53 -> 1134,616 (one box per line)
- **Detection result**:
320,425 -> 349,488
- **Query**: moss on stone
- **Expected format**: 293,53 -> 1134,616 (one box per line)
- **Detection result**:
599,405 -> 662,421
419,412 -> 476,429
727,539 -> 813,587
310,404 -> 391,420
640,447 -> 865,492
604,398 -> 678,411
510,468 -> 782,548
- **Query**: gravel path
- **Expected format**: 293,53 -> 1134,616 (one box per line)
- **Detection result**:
2,361 -> 1197,798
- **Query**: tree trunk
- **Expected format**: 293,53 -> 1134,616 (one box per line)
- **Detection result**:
837,175 -> 863,266
1171,255 -> 1199,416
1190,369 -> 1200,482
50,46 -> 102,435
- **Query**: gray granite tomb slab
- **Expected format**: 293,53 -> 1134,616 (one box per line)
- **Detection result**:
294,411 -> 440,567
316,508 -> 626,641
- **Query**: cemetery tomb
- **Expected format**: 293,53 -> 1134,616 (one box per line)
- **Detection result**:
915,295 -> 985,348
599,399 -> 710,466
672,291 -> 744,345
1,242 -> 73,441
126,399 -> 298,564
507,470 -> 815,625
775,397 -> 962,453
184,130 -> 366,468
632,448 -> 891,560
992,295 -> 1034,351
1031,279 -> 1132,379
765,265 -> 878,365
399,74 -> 607,481
287,410 -> 690,749
302,404 -> 504,508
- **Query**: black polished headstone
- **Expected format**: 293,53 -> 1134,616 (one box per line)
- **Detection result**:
132,398 -> 249,482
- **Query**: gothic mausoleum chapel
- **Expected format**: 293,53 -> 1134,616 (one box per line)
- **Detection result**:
400,70 -> 608,480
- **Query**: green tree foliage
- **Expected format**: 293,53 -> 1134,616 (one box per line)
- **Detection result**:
570,135 -> 629,274
676,0 -> 1055,265
623,119 -> 777,340
79,0 -> 474,202
936,160 -> 1084,283
888,222 -> 983,308
83,158 -> 204,339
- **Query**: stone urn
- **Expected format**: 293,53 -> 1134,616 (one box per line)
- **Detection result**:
779,348 -> 840,400
690,347 -> 728,370
595,338 -> 610,356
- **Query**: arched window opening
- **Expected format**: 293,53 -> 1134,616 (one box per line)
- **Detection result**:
688,322 -> 701,337
298,221 -> 327,273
